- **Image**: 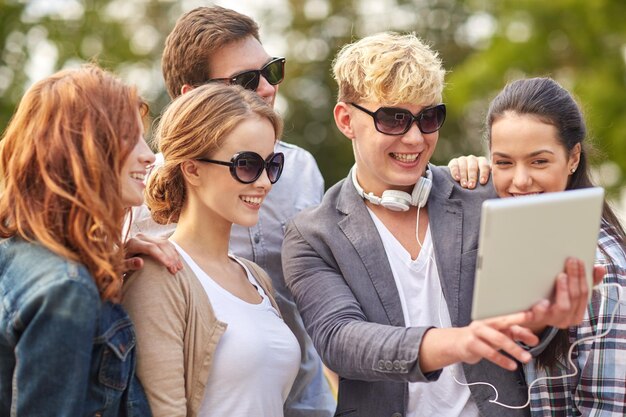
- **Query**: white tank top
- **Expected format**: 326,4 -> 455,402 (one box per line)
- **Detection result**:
172,242 -> 300,417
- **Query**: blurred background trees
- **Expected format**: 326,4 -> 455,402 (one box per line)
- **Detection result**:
1,0 -> 625,203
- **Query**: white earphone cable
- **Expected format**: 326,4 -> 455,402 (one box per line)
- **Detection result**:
415,206 -> 625,409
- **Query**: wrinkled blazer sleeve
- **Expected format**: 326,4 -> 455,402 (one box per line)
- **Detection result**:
282,219 -> 440,383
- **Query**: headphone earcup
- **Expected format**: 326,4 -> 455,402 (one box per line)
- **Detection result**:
412,176 -> 432,208
380,190 -> 412,212
351,164 -> 432,211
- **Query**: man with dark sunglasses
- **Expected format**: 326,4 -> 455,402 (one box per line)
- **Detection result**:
130,5 -> 334,417
282,32 -> 595,417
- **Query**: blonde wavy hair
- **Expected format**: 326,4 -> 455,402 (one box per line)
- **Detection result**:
332,32 -> 445,106
147,84 -> 283,224
0,65 -> 145,301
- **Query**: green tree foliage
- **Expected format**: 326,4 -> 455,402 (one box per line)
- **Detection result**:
1,0 -> 625,193
0,1 -> 28,128
0,0 -> 179,129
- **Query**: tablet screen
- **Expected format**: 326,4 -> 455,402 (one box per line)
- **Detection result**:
471,187 -> 604,320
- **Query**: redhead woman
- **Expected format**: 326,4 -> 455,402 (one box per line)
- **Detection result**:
0,65 -> 155,416
450,77 -> 626,416
122,83 -> 300,417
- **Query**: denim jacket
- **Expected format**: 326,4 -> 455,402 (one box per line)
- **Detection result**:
0,237 -> 151,417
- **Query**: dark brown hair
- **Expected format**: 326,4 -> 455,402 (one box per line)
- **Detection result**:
161,6 -> 260,99
487,77 -> 626,368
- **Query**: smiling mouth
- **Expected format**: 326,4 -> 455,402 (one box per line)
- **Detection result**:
510,192 -> 542,197
130,173 -> 146,181
240,196 -> 263,205
390,152 -> 419,163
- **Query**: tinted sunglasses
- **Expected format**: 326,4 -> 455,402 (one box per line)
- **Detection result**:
209,57 -> 286,91
196,151 -> 285,184
350,102 -> 446,135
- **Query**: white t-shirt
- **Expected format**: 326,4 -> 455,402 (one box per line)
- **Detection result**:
368,209 -> 480,417
172,241 -> 300,417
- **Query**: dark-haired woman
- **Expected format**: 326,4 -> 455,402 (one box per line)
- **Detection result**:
450,77 -> 626,416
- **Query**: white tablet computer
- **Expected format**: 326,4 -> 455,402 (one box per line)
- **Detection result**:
471,187 -> 604,320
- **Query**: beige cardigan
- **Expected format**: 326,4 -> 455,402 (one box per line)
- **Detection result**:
122,255 -> 280,417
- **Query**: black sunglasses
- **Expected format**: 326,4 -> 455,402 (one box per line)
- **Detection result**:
196,151 -> 285,184
209,57 -> 286,92
350,102 -> 446,135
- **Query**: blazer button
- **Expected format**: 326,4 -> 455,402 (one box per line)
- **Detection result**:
378,359 -> 385,370
393,360 -> 401,370
385,360 -> 393,371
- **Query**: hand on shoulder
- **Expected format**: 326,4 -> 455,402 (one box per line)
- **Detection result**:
123,233 -> 183,276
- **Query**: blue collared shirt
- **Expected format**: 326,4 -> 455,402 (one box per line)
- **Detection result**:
130,141 -> 335,417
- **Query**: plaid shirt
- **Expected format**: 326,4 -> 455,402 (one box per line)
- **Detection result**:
524,220 -> 626,416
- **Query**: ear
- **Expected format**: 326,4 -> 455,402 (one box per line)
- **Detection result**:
181,84 -> 195,95
334,102 -> 356,141
180,160 -> 202,187
568,143 -> 582,173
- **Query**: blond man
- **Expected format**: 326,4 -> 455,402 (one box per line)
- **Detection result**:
282,32 -> 593,417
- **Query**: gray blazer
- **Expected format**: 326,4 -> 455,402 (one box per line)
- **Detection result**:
282,165 -> 530,417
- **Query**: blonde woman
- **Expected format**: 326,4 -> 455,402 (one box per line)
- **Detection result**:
122,83 -> 299,417
0,65 -> 155,416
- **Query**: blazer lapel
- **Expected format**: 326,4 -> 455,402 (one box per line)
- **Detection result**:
428,166 -> 464,326
335,179 -> 406,327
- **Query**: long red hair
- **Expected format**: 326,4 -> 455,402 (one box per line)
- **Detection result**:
0,65 -> 144,301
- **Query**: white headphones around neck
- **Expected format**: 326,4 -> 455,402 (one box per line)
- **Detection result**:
350,165 -> 432,212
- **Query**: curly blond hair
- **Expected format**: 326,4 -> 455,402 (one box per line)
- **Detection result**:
332,32 -> 445,106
